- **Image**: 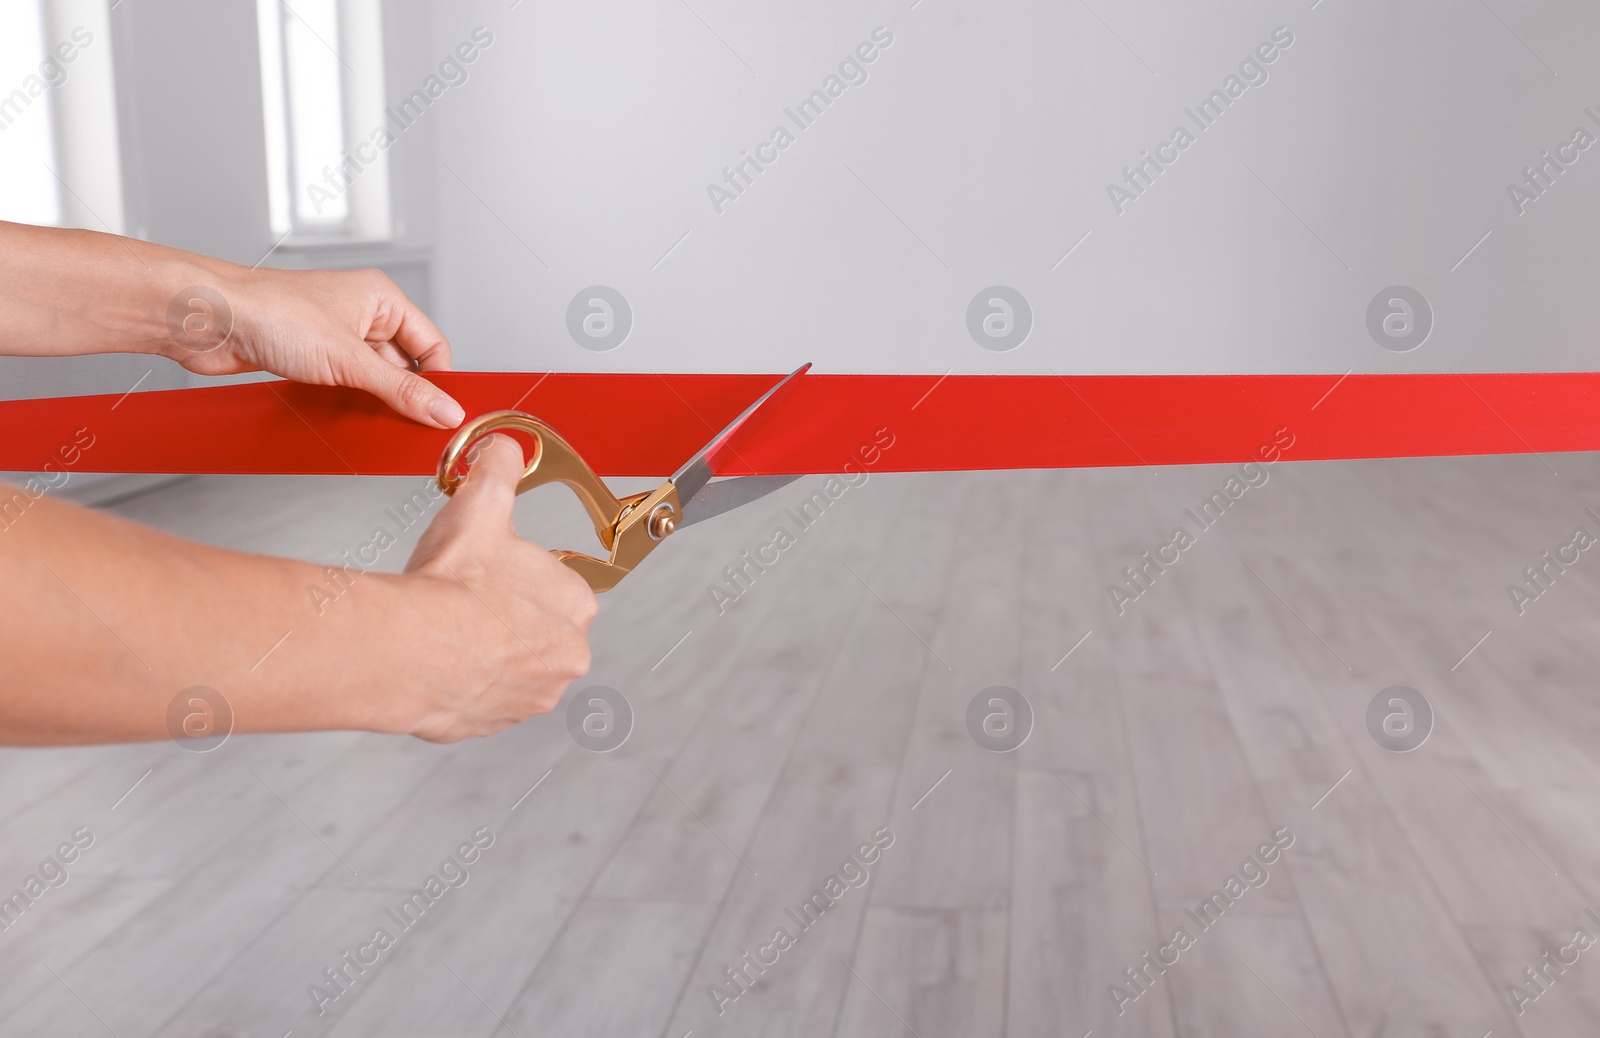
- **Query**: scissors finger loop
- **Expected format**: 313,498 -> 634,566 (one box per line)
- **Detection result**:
435,410 -> 546,494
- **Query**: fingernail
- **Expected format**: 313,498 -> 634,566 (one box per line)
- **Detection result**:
430,396 -> 466,428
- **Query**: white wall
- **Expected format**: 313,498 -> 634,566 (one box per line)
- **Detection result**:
416,0 -> 1600,375
8,0 -> 1599,417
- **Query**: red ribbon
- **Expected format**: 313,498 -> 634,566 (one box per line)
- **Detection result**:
0,371 -> 1595,476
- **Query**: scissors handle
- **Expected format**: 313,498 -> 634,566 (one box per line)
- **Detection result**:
435,411 -> 679,592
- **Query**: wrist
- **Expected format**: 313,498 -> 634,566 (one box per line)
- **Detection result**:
336,570 -> 487,739
144,252 -> 250,363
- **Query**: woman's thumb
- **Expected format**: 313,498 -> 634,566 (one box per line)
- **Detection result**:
441,434 -> 525,531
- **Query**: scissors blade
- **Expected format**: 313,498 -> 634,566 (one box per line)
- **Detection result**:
679,474 -> 802,527
671,362 -> 810,509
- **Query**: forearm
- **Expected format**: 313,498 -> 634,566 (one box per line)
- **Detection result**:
0,488 -> 448,744
0,220 -> 241,361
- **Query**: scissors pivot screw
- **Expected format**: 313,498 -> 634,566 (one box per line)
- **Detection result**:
647,503 -> 677,540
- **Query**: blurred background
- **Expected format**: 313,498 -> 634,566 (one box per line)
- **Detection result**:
6,0 -> 1598,394
6,1 -> 1600,1036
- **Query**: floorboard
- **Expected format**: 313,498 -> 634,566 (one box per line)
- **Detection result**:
5,460 -> 1600,1035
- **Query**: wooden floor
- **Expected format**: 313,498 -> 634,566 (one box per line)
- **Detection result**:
6,455 -> 1600,1037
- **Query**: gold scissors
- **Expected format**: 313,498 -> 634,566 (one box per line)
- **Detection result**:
435,364 -> 810,592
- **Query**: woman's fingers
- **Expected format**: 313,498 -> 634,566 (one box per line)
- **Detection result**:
342,340 -> 465,429
363,271 -> 453,371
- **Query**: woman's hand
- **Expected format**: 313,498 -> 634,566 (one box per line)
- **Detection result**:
392,434 -> 598,741
171,265 -> 467,430
0,433 -> 597,745
0,221 -> 466,430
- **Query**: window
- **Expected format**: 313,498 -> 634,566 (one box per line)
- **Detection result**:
0,0 -> 122,232
0,0 -> 63,225
257,0 -> 391,240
